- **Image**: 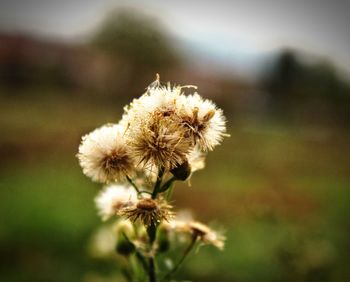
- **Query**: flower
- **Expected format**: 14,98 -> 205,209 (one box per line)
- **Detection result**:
127,117 -> 191,170
119,197 -> 173,226
78,76 -> 228,271
95,184 -> 137,221
120,80 -> 191,171
77,124 -> 135,183
121,81 -> 183,128
165,218 -> 225,250
188,221 -> 225,250
179,93 -> 228,151
120,78 -> 228,168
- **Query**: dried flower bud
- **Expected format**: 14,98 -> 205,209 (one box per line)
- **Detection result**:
116,234 -> 135,256
171,160 -> 191,181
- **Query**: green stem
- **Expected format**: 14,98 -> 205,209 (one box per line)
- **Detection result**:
147,166 -> 166,281
158,176 -> 176,194
152,167 -> 165,199
161,235 -> 198,282
166,184 -> 174,201
149,257 -> 156,282
147,224 -> 157,244
129,254 -> 140,281
135,250 -> 148,273
126,175 -> 140,194
147,223 -> 157,282
121,267 -> 133,282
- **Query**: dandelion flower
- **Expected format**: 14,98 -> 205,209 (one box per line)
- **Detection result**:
179,93 -> 228,151
77,124 -> 135,183
95,184 -> 137,221
119,197 -> 173,226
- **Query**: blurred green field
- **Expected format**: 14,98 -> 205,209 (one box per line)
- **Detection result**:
1,93 -> 350,281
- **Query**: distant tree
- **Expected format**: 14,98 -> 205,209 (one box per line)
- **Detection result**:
91,9 -> 180,100
262,49 -> 350,123
263,50 -> 304,113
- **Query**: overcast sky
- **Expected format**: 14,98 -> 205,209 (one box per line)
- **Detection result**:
1,0 -> 349,74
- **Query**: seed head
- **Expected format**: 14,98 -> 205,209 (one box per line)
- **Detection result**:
119,198 -> 174,227
127,118 -> 191,170
179,93 -> 228,151
77,124 -> 135,183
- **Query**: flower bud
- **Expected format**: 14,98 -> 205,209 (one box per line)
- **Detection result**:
171,160 -> 191,181
116,234 -> 135,256
157,226 -> 170,253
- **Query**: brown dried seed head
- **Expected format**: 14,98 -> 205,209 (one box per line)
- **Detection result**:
189,222 -> 211,236
136,198 -> 157,211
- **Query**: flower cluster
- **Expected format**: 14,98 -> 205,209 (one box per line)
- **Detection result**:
77,76 -> 228,281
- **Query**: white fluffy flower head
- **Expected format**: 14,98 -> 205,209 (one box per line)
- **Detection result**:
95,184 -> 138,221
179,93 -> 228,151
121,82 -> 184,128
77,124 -> 135,183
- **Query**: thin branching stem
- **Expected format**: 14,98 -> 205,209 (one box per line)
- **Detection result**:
158,176 -> 176,194
147,223 -> 157,282
135,250 -> 149,273
152,166 -> 165,199
140,190 -> 152,195
146,167 -> 166,282
121,267 -> 133,282
166,184 -> 174,201
161,234 -> 198,282
149,257 -> 156,282
126,175 -> 140,194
